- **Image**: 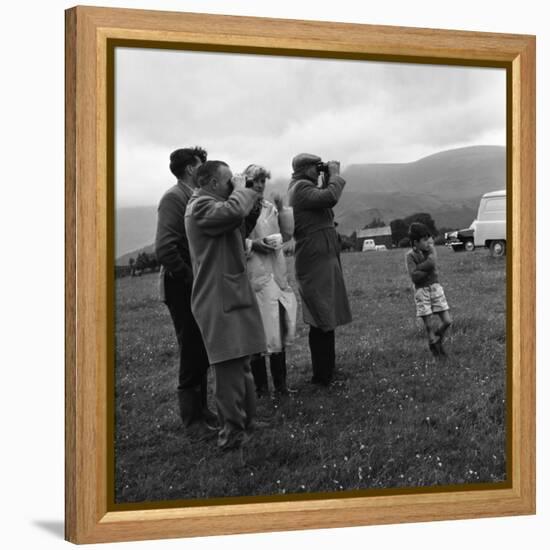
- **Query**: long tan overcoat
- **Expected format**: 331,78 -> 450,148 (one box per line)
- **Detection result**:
185,187 -> 266,365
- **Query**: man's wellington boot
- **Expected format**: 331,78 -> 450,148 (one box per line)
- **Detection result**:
309,327 -> 330,386
270,352 -> 296,395
199,376 -> 219,430
177,388 -> 215,440
251,355 -> 269,397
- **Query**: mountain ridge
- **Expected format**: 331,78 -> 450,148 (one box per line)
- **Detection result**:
116,145 -> 505,263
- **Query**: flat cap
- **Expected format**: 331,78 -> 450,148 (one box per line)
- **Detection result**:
292,153 -> 321,172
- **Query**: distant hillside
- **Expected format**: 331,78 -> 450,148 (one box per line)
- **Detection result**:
342,146 -> 504,197
334,145 -> 505,234
115,145 -> 506,261
116,243 -> 154,267
334,192 -> 481,235
116,206 -> 157,259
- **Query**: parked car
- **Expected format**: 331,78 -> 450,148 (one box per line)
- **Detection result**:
445,227 -> 475,252
375,244 -> 388,251
446,190 -> 506,256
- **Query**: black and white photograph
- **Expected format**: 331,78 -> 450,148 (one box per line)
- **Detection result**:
114,47 -> 507,505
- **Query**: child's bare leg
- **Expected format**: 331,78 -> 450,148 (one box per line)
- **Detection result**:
421,315 -> 440,357
420,315 -> 437,343
435,310 -> 452,340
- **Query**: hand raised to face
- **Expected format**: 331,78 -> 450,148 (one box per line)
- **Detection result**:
271,193 -> 283,212
230,174 -> 247,191
327,161 -> 341,176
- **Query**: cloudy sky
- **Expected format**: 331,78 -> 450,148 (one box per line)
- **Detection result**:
115,47 -> 505,207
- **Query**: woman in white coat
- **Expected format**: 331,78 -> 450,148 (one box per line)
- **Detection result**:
243,164 -> 297,397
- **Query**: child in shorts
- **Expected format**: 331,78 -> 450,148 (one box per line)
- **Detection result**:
405,222 -> 452,357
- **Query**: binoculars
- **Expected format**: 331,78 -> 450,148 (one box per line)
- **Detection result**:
316,161 -> 330,174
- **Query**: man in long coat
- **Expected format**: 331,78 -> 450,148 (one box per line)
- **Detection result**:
155,146 -> 217,438
288,153 -> 352,386
185,160 -> 267,449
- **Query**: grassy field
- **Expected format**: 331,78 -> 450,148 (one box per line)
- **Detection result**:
115,246 -> 507,504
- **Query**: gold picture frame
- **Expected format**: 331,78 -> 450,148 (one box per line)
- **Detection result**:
65,5 -> 535,544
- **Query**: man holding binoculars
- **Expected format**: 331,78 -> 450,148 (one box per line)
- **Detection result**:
288,153 -> 352,387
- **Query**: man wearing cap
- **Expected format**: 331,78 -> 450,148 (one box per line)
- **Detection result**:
288,154 -> 352,387
185,160 -> 267,450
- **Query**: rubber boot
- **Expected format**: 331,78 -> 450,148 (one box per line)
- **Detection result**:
270,351 -> 296,396
200,374 -> 219,429
309,327 -> 327,385
177,387 -> 214,440
325,330 -> 336,384
178,387 -> 200,428
250,355 -> 269,397
309,327 -> 334,386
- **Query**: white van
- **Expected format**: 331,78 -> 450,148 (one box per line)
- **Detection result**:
362,239 -> 376,251
472,189 -> 506,256
446,190 -> 506,256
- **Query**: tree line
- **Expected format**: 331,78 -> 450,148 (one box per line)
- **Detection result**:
339,212 -> 454,251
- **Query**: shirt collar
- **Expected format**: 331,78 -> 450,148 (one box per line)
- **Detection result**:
177,179 -> 196,196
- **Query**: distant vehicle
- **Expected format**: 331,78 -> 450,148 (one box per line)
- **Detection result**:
445,227 -> 475,252
375,244 -> 388,251
362,239 -> 376,251
446,190 -> 506,256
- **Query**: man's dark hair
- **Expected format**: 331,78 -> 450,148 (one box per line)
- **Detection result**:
195,160 -> 229,188
408,222 -> 431,246
169,146 -> 207,179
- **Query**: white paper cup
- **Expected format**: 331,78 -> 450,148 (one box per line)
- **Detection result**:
264,233 -> 283,247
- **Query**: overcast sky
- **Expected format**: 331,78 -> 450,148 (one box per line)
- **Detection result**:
115,47 -> 506,207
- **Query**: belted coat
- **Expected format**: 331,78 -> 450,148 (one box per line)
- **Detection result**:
288,174 -> 352,332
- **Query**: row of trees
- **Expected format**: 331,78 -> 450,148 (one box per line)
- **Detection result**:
340,212 -> 454,250
390,213 -> 438,247
128,252 -> 159,276
124,214 -> 451,268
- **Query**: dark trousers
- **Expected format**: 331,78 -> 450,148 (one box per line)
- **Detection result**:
308,326 -> 335,386
250,352 -> 287,396
213,356 -> 256,448
163,273 -> 210,390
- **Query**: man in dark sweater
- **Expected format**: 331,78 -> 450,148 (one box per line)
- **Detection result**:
155,146 -> 217,438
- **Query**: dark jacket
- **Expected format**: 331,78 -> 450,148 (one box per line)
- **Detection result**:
155,181 -> 195,282
405,249 -> 440,288
185,187 -> 266,365
288,174 -> 352,331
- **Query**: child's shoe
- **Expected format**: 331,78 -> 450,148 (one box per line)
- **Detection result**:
436,339 -> 447,358
429,340 -> 440,357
